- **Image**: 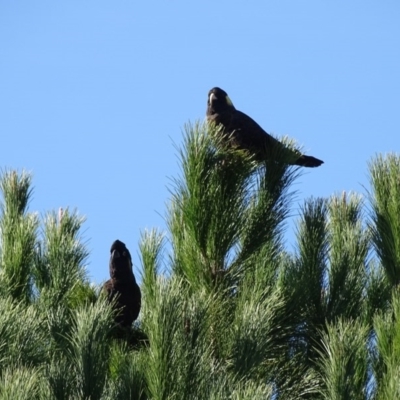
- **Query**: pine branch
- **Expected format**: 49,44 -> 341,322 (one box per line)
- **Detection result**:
34,208 -> 92,307
316,318 -> 369,400
0,170 -> 38,302
369,154 -> 400,286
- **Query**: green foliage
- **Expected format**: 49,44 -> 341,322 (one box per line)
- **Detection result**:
0,297 -> 47,369
169,122 -> 255,291
168,123 -> 298,295
66,299 -> 114,399
34,208 -> 92,307
0,170 -> 38,302
106,342 -> 147,400
317,318 -> 369,400
1,132 -> 400,398
0,367 -> 49,399
369,154 -> 400,286
372,290 -> 400,399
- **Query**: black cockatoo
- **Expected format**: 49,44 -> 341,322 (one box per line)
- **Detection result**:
103,240 -> 141,328
206,87 -> 323,167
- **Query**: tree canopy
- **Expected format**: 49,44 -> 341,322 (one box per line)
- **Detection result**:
0,123 -> 399,399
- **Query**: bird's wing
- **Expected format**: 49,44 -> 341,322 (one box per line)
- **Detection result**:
103,280 -> 117,303
229,110 -> 292,161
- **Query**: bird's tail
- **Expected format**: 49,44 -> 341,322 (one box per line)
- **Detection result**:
295,155 -> 324,168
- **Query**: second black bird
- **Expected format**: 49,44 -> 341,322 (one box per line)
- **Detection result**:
206,87 -> 323,167
103,240 -> 141,328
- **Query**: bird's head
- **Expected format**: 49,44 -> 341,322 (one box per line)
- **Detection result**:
207,87 -> 235,115
109,239 -> 133,279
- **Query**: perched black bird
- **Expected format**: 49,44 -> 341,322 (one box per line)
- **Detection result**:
206,87 -> 324,167
103,240 -> 141,328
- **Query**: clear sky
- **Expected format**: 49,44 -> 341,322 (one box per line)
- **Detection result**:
1,1 -> 399,285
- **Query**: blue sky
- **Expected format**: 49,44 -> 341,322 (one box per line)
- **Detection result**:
1,1 -> 399,284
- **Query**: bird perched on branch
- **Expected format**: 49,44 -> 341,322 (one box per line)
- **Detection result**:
206,87 -> 323,167
103,240 -> 141,328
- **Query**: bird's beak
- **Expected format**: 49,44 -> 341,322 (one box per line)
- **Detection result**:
209,92 -> 217,104
111,250 -> 120,259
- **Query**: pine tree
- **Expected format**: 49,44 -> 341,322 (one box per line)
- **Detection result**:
0,128 -> 400,398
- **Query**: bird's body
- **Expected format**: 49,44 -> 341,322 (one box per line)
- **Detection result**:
103,240 -> 141,327
206,87 -> 323,167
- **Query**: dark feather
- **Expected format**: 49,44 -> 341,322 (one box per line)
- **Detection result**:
103,240 -> 141,328
206,87 -> 323,167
